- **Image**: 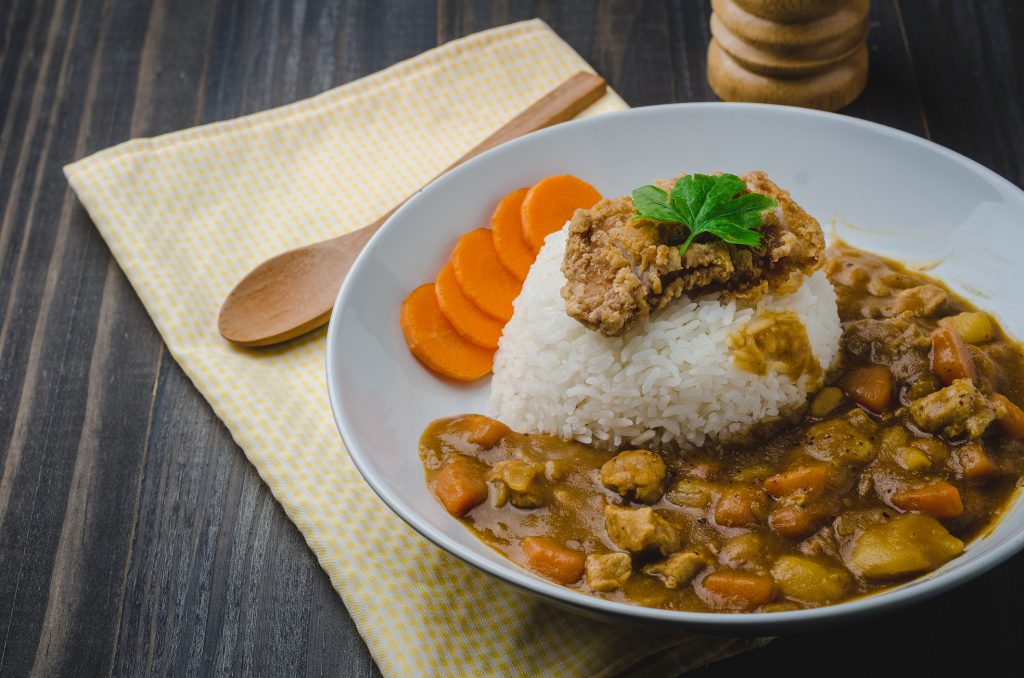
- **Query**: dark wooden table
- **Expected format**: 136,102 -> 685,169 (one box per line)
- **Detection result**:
2,1 -> 1022,675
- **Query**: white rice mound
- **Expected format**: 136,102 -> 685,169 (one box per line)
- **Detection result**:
490,227 -> 842,450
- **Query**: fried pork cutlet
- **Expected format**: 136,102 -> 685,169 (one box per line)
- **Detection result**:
560,171 -> 825,336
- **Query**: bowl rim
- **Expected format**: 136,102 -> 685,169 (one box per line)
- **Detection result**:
326,101 -> 1024,631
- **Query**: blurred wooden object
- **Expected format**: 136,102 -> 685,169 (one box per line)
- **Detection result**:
707,0 -> 870,110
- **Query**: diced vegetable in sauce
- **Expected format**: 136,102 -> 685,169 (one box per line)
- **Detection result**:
842,365 -> 894,413
432,458 -> 488,517
809,387 -> 845,418
764,465 -> 831,498
930,325 -> 978,385
771,555 -> 851,604
769,502 -> 834,540
991,394 -> 1024,440
942,311 -> 995,344
667,478 -> 717,509
892,446 -> 931,472
952,442 -> 998,481
520,537 -> 586,585
843,514 -> 964,580
890,481 -> 964,519
701,571 -> 776,611
488,459 -> 545,508
714,486 -> 769,527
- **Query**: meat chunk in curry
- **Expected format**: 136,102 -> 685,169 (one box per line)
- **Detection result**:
643,550 -> 707,589
598,449 -> 667,503
487,459 -> 546,508
909,378 -> 996,440
560,171 -> 825,336
840,313 -> 932,381
585,552 -> 632,592
604,505 -> 681,556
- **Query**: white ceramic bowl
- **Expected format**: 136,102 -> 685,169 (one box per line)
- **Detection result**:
326,103 -> 1024,633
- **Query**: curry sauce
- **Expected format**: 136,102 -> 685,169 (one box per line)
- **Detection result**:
420,242 -> 1024,612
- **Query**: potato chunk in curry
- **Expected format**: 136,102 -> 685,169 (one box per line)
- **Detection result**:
803,419 -> 875,464
771,555 -> 851,604
842,513 -> 964,580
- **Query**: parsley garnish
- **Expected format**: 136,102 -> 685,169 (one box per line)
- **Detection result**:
631,173 -> 778,256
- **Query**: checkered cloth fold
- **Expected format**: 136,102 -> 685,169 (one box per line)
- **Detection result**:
65,19 -> 764,676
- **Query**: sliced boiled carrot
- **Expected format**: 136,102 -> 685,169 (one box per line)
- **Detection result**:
702,571 -> 776,610
954,442 -> 998,482
435,262 -> 503,350
891,481 -> 964,519
433,459 -> 489,516
491,187 -> 534,281
451,229 -> 521,322
764,464 -> 830,499
520,537 -> 585,585
991,393 -> 1024,440
842,365 -> 894,413
521,174 -> 602,252
931,325 -> 977,385
400,283 -> 494,381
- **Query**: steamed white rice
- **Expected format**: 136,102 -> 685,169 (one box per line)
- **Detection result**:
489,227 -> 842,450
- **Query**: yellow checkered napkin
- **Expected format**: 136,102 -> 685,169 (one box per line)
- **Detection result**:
65,19 -> 765,677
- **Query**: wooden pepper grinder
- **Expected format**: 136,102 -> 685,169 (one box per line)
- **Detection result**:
707,0 -> 870,111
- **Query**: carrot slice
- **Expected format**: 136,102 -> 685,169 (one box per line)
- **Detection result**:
491,187 -> 534,281
842,365 -> 894,413
991,393 -> 1024,440
764,465 -> 830,499
702,571 -> 776,610
953,442 -> 998,482
521,175 -> 602,252
400,283 -> 494,381
451,229 -> 521,322
460,414 -> 512,448
931,325 -> 977,386
520,536 -> 585,585
714,486 -> 769,527
433,459 -> 488,517
769,503 -> 831,540
891,481 -> 964,519
435,262 -> 504,350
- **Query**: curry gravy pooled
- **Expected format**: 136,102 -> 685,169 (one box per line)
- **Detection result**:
729,310 -> 823,385
429,239 -> 1024,613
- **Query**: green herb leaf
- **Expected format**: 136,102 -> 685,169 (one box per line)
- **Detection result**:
631,185 -> 683,224
631,173 -> 778,256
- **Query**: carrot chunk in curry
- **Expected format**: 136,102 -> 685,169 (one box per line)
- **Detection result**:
520,537 -> 585,585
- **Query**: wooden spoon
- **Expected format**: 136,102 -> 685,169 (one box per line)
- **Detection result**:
218,72 -> 607,347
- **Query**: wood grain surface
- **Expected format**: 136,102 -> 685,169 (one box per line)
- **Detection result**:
1,1 -> 1022,676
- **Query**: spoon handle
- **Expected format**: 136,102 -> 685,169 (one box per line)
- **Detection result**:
442,71 -> 608,170
218,72 -> 607,346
